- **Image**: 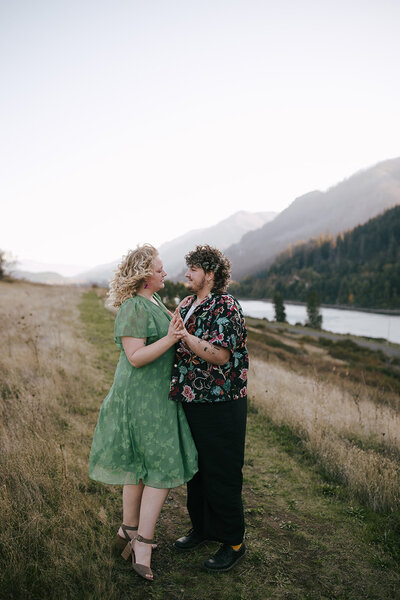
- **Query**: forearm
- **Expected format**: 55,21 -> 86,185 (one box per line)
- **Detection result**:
127,336 -> 175,368
183,333 -> 231,365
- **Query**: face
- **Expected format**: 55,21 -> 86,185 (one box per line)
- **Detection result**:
185,265 -> 208,293
146,255 -> 167,292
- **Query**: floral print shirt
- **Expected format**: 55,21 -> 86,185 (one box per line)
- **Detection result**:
169,293 -> 248,403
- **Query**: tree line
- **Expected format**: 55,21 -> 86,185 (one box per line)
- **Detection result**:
0,250 -> 5,279
230,205 -> 400,309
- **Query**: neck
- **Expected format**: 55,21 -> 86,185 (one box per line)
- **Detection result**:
195,287 -> 212,302
137,287 -> 154,299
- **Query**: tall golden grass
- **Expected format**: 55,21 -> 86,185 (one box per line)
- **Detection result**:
0,281 -> 120,598
248,356 -> 400,512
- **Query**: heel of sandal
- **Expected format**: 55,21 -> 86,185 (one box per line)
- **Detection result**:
121,542 -> 131,560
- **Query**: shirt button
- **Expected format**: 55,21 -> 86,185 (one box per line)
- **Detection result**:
174,364 -> 177,367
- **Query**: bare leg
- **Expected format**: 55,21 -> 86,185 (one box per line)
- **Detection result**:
133,486 -> 169,576
117,482 -> 144,539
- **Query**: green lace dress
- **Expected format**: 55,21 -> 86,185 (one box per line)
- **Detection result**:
89,293 -> 198,488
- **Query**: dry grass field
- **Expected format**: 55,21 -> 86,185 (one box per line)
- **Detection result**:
248,355 -> 400,512
246,317 -> 400,513
1,280 -> 400,600
0,281 -> 113,598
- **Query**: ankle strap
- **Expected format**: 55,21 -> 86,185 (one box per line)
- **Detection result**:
122,524 -> 138,531
120,524 -> 138,542
135,534 -> 154,544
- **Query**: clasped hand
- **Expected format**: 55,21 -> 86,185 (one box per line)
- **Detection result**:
168,310 -> 187,342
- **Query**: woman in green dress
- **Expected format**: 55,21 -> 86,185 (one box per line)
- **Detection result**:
89,244 -> 198,581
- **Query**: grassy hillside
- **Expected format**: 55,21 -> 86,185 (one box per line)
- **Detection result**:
1,281 -> 400,599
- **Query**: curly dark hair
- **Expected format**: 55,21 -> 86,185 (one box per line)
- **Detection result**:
185,245 -> 231,294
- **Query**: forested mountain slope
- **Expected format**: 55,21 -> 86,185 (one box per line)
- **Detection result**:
232,205 -> 400,309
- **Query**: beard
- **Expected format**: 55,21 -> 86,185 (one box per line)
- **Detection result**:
187,274 -> 206,293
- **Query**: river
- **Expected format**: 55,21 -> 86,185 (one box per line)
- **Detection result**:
238,299 -> 400,345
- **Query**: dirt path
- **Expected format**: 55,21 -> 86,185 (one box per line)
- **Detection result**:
152,400 -> 400,600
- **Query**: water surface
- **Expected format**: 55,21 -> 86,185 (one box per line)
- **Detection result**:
239,299 -> 400,345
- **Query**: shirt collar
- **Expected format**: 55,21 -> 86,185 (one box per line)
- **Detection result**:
195,292 -> 213,306
182,292 -> 213,313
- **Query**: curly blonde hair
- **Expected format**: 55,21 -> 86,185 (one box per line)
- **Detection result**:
107,244 -> 158,308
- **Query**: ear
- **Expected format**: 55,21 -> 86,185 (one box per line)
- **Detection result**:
207,272 -> 215,285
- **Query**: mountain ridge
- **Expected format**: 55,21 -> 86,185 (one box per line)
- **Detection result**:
11,210 -> 276,285
227,157 -> 400,280
11,157 -> 400,287
158,210 -> 277,278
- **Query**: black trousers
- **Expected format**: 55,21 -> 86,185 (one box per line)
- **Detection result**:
183,397 -> 247,546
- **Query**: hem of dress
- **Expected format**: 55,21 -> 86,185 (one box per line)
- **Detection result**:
88,469 -> 198,489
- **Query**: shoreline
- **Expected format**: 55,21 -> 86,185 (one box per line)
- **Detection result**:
237,297 -> 400,316
245,315 -> 400,356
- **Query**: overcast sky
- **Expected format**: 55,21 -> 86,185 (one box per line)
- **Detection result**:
1,0 -> 400,274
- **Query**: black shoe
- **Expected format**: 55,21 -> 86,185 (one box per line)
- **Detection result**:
204,543 -> 246,572
174,528 -> 206,551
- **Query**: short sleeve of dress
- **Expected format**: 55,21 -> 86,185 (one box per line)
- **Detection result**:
114,298 -> 153,347
208,296 -> 246,353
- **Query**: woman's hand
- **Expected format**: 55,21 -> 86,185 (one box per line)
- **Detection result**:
175,310 -> 189,339
167,311 -> 187,342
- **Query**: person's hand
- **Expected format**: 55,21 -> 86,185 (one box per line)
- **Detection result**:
175,313 -> 188,340
168,311 -> 187,342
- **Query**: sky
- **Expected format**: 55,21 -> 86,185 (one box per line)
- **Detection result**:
1,0 -> 400,275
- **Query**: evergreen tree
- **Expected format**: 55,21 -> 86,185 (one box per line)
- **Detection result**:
273,291 -> 286,322
0,250 -> 5,280
306,290 -> 322,329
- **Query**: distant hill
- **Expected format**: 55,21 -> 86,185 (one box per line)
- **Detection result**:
69,210 -> 277,285
12,263 -> 117,286
227,157 -> 400,280
10,209 -> 276,286
15,259 -> 89,278
159,210 -> 277,278
231,205 -> 400,309
69,260 -> 120,286
12,270 -> 68,285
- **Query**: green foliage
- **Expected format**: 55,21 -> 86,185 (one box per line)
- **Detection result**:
235,205 -> 400,308
158,280 -> 189,311
0,249 -> 5,279
306,289 -> 322,329
79,290 -> 120,377
273,290 -> 286,322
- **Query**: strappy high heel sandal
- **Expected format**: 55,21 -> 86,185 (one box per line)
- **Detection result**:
121,534 -> 155,581
115,524 -> 138,555
118,524 -> 158,558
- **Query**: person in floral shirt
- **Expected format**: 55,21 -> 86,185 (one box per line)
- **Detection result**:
170,245 -> 248,572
